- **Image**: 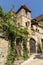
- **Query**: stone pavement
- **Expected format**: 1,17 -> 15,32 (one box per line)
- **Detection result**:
21,53 -> 43,65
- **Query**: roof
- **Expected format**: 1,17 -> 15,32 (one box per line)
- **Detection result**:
31,14 -> 43,28
31,14 -> 43,25
16,5 -> 31,14
33,14 -> 43,21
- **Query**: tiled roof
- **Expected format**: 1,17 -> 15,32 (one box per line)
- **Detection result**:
16,5 -> 31,14
33,14 -> 43,21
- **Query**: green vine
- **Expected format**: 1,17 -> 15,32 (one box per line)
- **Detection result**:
37,43 -> 42,53
0,6 -> 30,65
23,38 -> 29,60
5,41 -> 16,65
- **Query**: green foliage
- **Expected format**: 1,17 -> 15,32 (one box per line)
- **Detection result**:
3,9 -> 17,65
23,38 -> 29,60
5,41 -> 17,65
38,20 -> 43,28
20,28 -> 29,35
0,6 -> 29,65
0,6 -> 3,17
17,26 -> 29,60
37,43 -> 42,53
0,6 -> 17,65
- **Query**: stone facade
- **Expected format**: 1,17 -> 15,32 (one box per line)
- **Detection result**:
0,38 -> 8,65
16,5 -> 43,55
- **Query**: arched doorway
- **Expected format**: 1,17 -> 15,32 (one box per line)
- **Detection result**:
29,38 -> 36,54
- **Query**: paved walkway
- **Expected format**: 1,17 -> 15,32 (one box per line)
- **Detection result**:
21,53 -> 43,65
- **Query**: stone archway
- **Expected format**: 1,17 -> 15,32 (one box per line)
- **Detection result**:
29,38 -> 36,54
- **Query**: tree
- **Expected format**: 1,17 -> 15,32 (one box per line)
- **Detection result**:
0,6 -> 17,65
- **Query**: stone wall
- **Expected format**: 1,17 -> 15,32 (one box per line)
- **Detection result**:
0,38 -> 8,65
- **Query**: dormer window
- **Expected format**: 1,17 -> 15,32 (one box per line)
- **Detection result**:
25,21 -> 30,27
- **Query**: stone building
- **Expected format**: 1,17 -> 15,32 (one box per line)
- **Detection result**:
0,5 -> 43,65
15,5 -> 43,55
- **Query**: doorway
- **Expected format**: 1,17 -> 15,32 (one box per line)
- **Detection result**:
29,38 -> 36,54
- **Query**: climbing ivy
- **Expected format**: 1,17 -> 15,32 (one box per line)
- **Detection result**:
23,38 -> 29,60
37,43 -> 42,53
5,41 -> 17,65
0,6 -> 30,65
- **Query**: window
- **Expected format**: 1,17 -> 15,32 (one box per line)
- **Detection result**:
25,10 -> 28,14
36,28 -> 39,32
25,21 -> 30,27
36,26 -> 39,32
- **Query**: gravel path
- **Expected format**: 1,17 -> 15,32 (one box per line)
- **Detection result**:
21,53 -> 43,65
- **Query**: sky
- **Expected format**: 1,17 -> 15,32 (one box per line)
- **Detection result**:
0,0 -> 43,18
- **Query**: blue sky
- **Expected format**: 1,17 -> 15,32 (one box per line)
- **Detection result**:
0,0 -> 43,18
